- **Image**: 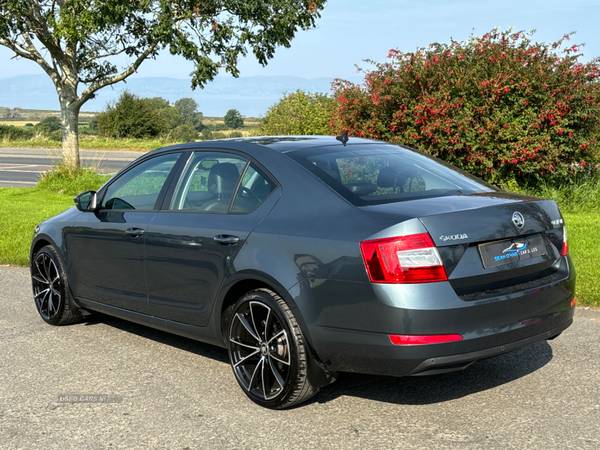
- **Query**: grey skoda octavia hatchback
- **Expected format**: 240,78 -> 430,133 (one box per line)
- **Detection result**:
30,136 -> 575,409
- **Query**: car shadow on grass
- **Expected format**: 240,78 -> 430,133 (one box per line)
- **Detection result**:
82,312 -> 554,407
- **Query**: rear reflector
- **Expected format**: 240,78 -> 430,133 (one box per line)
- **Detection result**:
561,226 -> 569,256
389,334 -> 463,345
571,298 -> 576,308
360,233 -> 447,283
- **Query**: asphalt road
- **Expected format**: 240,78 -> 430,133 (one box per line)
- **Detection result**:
1,265 -> 599,450
0,148 -> 143,187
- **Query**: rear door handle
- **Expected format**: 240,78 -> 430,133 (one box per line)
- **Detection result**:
214,235 -> 239,246
126,228 -> 145,237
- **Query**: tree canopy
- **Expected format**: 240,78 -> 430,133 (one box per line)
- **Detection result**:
0,0 -> 326,167
224,108 -> 244,129
333,28 -> 600,187
259,90 -> 334,135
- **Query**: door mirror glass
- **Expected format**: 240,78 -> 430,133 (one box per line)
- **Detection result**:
74,190 -> 97,212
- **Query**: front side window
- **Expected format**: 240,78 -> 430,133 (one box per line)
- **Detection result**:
101,153 -> 181,210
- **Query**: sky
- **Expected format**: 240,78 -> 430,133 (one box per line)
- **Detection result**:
1,0 -> 599,82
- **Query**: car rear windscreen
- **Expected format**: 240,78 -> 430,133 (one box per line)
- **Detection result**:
287,143 -> 496,206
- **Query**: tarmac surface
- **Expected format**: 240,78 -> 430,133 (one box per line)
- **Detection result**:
0,265 -> 599,449
0,148 -> 142,187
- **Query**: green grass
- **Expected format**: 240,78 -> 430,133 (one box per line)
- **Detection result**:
563,212 -> 600,307
0,169 -> 598,307
0,187 -> 74,265
3,136 -> 175,152
0,166 -> 110,266
37,164 -> 111,196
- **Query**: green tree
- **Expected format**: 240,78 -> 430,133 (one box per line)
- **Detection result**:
333,28 -> 600,187
97,91 -> 162,138
259,90 -> 334,135
0,1 -> 325,168
175,98 -> 199,123
224,109 -> 244,129
175,97 -> 204,130
35,116 -> 62,132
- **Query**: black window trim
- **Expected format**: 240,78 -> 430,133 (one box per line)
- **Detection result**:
286,143 -> 497,207
96,150 -> 189,212
156,148 -> 280,215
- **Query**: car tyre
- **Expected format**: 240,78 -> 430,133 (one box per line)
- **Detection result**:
227,288 -> 318,409
31,245 -> 82,326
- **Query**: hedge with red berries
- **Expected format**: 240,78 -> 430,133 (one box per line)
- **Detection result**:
331,28 -> 600,187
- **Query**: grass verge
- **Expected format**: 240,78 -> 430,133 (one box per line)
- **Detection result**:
0,171 -> 597,307
3,136 -> 175,152
563,212 -> 600,307
0,187 -> 74,265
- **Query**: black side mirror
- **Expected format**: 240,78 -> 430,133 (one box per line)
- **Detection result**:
74,190 -> 97,212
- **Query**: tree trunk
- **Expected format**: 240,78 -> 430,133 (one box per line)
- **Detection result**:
60,101 -> 81,169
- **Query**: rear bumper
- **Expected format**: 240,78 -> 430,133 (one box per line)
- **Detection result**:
310,308 -> 573,376
407,318 -> 571,376
304,257 -> 576,377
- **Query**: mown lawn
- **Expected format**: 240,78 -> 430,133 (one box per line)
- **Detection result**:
0,185 -> 597,307
0,187 -> 74,265
563,212 -> 600,307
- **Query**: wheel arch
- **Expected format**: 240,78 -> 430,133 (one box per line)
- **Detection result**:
216,271 -> 300,342
214,271 -> 338,389
30,234 -> 60,268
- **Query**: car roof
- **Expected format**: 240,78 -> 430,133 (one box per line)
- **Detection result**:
145,135 -> 383,157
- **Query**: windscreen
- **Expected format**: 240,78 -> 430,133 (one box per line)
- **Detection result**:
287,143 -> 496,206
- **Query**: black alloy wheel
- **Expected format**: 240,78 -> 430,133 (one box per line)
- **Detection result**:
227,288 -> 317,409
31,246 -> 81,325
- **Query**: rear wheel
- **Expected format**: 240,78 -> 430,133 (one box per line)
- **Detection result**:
227,288 -> 317,409
31,245 -> 81,325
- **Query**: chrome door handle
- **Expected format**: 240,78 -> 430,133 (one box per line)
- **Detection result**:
214,235 -> 239,246
126,228 -> 145,237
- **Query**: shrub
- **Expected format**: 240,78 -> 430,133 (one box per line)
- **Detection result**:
224,109 -> 244,129
171,122 -> 198,142
332,28 -> 600,188
0,124 -> 36,140
37,164 -> 111,196
201,129 -> 214,140
36,116 -> 62,132
97,91 -> 163,138
87,117 -> 98,133
259,90 -> 335,136
49,129 -> 62,142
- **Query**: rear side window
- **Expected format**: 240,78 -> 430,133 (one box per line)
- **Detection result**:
287,144 -> 495,206
170,152 -> 247,212
169,152 -> 277,213
231,163 -> 277,213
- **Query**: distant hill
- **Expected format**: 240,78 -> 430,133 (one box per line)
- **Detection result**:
0,74 -> 362,117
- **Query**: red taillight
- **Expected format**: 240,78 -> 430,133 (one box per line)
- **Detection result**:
389,334 -> 463,345
561,226 -> 569,256
360,233 -> 448,283
571,298 -> 576,308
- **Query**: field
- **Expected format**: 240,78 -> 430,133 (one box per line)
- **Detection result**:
0,183 -> 597,308
0,109 -> 262,151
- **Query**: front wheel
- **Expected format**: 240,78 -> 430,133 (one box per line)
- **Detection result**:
227,288 -> 318,409
31,245 -> 81,326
